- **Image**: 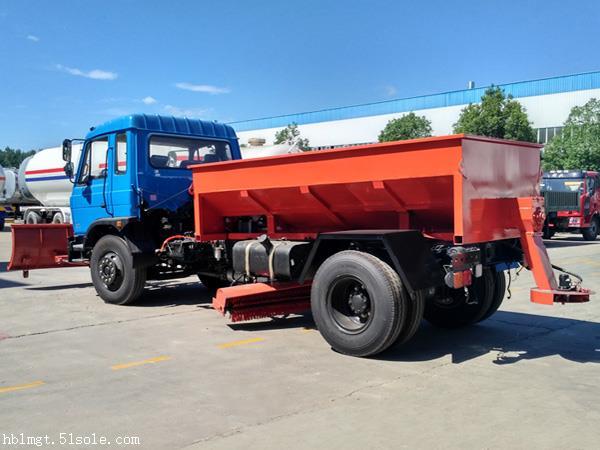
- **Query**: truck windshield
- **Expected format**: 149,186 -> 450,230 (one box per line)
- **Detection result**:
149,135 -> 232,169
541,178 -> 584,192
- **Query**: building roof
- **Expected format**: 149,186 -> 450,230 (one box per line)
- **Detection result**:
229,71 -> 600,132
86,114 -> 237,140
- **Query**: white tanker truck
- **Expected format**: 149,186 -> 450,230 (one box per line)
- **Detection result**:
1,164 -> 33,229
17,145 -> 81,224
0,145 -> 82,227
0,164 -> 7,230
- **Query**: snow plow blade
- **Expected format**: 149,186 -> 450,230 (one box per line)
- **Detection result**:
212,282 -> 311,322
8,224 -> 85,275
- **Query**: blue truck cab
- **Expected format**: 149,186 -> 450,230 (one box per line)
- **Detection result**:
62,114 -> 241,304
67,114 -> 240,235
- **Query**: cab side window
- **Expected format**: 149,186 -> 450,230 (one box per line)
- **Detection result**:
78,137 -> 109,184
586,176 -> 596,194
116,133 -> 127,174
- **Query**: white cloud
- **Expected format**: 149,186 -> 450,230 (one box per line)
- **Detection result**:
164,105 -> 211,118
101,107 -> 133,116
142,96 -> 157,105
385,85 -> 398,97
26,34 -> 39,42
56,64 -> 118,80
175,82 -> 230,95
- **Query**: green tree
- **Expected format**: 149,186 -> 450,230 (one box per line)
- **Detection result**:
0,147 -> 36,168
378,112 -> 432,142
273,123 -> 310,150
542,98 -> 600,170
453,86 -> 536,142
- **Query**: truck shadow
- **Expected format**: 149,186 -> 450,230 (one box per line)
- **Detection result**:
26,282 -> 94,291
0,261 -> 30,288
134,280 -> 214,307
228,314 -> 315,331
380,311 -> 600,365
544,238 -> 598,248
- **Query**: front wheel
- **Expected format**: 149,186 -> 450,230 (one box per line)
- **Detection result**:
542,226 -> 555,240
90,235 -> 146,305
311,251 -> 409,357
582,218 -> 599,241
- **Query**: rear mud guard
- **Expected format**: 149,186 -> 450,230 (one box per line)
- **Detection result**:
298,230 -> 445,299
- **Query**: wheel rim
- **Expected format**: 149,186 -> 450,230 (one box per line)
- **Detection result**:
327,276 -> 373,333
98,251 -> 124,291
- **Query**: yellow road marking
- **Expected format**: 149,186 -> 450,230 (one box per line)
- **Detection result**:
111,355 -> 171,371
217,337 -> 265,349
0,380 -> 45,394
301,327 -> 316,333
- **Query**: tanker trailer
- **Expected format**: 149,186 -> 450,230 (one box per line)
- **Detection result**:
0,164 -> 5,229
19,145 -> 81,224
0,165 -> 26,228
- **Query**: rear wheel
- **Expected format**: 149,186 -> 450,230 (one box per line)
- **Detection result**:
393,289 -> 425,346
311,251 -> 408,357
90,235 -> 146,305
582,218 -> 599,241
25,210 -> 41,224
52,212 -> 64,224
478,270 -> 506,322
424,268 -> 495,328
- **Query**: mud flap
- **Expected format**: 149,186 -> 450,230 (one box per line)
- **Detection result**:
8,224 -> 86,275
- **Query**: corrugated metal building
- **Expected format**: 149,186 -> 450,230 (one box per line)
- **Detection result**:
230,71 -> 600,149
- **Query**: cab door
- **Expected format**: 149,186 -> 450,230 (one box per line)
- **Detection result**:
110,132 -> 137,219
70,135 -> 113,235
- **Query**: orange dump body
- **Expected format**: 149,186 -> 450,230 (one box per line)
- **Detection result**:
191,134 -> 589,305
191,134 -> 540,243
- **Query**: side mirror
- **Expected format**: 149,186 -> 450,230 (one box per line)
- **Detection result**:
62,139 -> 72,162
63,161 -> 74,182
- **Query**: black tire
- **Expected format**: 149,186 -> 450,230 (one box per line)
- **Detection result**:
0,217 -> 5,231
311,251 -> 408,357
393,289 -> 425,346
25,210 -> 41,224
198,275 -> 229,291
424,268 -> 495,328
90,235 -> 146,305
582,218 -> 599,241
52,212 -> 64,224
478,270 -> 506,322
542,226 -> 555,240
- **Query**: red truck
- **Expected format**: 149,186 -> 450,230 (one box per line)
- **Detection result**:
8,123 -> 591,357
541,170 -> 600,241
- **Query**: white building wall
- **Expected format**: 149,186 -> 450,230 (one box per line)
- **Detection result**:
236,88 -> 600,148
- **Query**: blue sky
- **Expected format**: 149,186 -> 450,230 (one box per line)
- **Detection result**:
1,0 -> 599,150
